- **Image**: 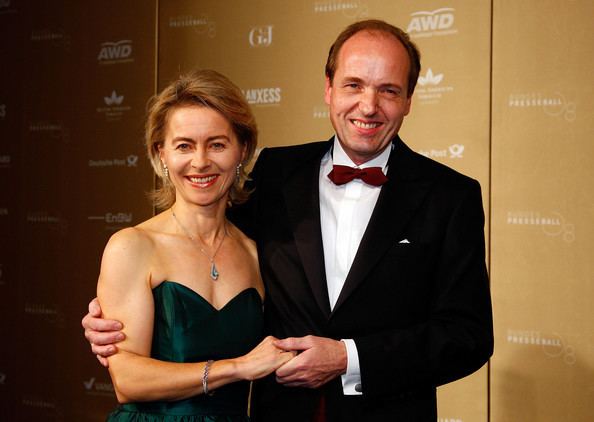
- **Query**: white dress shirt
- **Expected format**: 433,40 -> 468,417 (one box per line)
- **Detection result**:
319,136 -> 391,395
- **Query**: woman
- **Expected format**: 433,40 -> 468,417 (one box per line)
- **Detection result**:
97,69 -> 293,421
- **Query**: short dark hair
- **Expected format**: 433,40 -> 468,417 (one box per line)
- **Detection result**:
325,19 -> 421,97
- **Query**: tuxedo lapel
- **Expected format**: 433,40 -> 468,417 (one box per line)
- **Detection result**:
332,138 -> 434,314
282,141 -> 332,317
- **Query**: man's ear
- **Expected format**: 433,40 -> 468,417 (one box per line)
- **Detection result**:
324,77 -> 333,106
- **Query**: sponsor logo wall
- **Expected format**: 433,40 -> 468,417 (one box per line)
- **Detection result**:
0,1 -> 157,420
1,1 -> 593,421
490,1 -> 594,421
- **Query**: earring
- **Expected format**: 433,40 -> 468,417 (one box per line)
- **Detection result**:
235,163 -> 242,184
163,163 -> 169,178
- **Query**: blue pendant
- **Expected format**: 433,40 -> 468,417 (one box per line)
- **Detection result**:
210,262 -> 219,281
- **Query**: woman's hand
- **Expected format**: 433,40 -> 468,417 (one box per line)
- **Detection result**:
234,336 -> 296,381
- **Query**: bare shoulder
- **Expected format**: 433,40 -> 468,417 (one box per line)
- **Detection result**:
103,226 -> 154,259
99,225 -> 157,285
228,223 -> 258,261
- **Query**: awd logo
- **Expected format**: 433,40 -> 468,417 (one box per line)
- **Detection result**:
97,40 -> 133,64
249,26 -> 273,47
243,88 -> 281,106
407,8 -> 457,38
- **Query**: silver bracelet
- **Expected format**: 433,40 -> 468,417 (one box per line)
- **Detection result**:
202,359 -> 214,396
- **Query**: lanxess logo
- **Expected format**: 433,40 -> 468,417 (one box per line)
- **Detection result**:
243,88 -> 281,106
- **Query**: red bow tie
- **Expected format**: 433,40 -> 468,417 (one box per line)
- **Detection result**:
327,165 -> 388,186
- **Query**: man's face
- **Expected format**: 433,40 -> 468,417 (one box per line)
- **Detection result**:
325,30 -> 412,165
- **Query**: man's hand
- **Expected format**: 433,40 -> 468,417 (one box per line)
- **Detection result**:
81,297 -> 125,367
273,335 -> 347,389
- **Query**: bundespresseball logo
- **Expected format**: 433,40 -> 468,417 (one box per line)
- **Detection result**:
313,1 -> 369,18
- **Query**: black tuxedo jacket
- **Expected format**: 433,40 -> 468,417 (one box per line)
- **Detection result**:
230,137 -> 493,421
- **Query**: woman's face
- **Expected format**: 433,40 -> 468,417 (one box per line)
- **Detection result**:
160,105 -> 245,208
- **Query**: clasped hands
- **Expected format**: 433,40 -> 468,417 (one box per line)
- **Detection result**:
83,299 -> 347,389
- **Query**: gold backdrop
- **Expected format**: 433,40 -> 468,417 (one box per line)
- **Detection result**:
1,0 -> 592,420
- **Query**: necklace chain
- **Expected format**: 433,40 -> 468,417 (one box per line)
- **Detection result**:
171,209 -> 227,281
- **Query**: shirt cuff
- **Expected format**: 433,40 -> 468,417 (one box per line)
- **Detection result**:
340,339 -> 362,395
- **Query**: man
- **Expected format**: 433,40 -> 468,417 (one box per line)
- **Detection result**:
84,19 -> 493,421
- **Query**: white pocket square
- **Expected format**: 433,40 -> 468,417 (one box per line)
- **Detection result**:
398,239 -> 410,244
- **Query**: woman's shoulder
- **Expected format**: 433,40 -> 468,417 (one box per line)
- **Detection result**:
107,211 -> 169,250
101,224 -> 160,274
228,223 -> 256,253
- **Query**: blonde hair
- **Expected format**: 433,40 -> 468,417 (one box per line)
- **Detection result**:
145,69 -> 257,210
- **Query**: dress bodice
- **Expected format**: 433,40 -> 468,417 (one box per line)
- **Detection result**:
107,281 -> 264,421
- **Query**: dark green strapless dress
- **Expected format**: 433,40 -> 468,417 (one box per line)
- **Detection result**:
107,281 -> 264,422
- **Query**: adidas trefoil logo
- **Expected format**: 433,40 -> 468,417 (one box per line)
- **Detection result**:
418,68 -> 443,86
104,91 -> 124,106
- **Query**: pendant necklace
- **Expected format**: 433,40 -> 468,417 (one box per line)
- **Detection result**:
171,209 -> 227,281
